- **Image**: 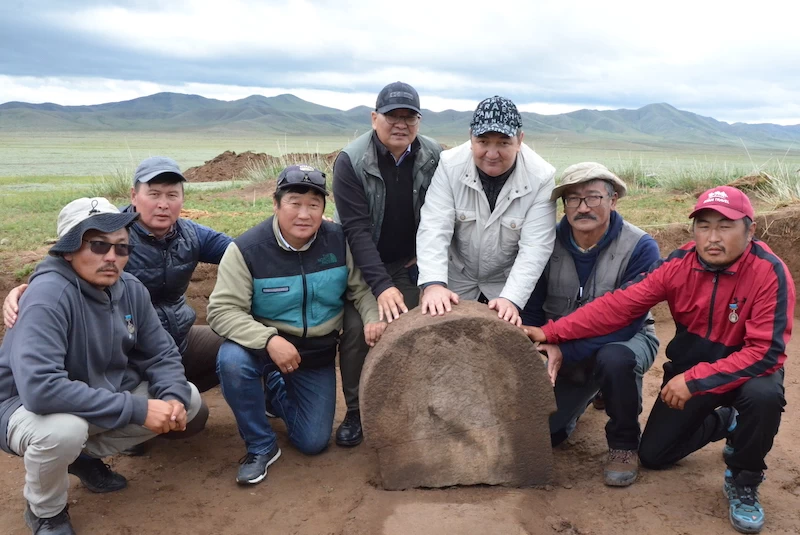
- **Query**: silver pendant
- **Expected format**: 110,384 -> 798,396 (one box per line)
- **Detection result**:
729,311 -> 739,324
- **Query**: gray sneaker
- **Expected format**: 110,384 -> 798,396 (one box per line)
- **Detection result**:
236,446 -> 281,485
604,449 -> 639,487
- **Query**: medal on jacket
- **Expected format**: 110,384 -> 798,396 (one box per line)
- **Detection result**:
728,303 -> 739,324
125,314 -> 136,335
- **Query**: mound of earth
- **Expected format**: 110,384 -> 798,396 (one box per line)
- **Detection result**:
184,150 -> 340,182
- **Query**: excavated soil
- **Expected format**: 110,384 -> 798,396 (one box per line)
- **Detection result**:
184,150 -> 339,182
2,209 -> 800,534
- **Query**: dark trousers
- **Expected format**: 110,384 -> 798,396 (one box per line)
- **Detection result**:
639,367 -> 785,473
550,330 -> 658,450
339,259 -> 420,412
183,325 -> 224,392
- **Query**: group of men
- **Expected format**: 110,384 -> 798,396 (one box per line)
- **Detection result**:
0,81 -> 792,535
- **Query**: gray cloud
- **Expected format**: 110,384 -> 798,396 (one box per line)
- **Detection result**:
1,0 -> 798,124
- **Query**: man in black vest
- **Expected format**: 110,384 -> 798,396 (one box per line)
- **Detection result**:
522,162 -> 660,487
4,157 -> 231,393
332,82 -> 442,446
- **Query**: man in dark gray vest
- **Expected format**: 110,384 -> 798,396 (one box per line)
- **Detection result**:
5,157 -> 232,393
521,162 -> 660,487
332,82 -> 442,446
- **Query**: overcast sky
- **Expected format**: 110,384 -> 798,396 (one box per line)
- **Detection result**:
1,0 -> 798,125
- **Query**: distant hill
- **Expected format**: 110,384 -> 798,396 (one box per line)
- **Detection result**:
1,92 -> 799,149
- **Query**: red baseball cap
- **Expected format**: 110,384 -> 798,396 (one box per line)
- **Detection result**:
689,186 -> 755,220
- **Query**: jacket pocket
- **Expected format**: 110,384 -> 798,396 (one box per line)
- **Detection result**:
542,295 -> 572,321
499,216 -> 523,256
453,209 -> 478,260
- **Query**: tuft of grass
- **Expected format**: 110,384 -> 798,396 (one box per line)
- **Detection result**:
87,167 -> 133,200
758,163 -> 800,207
245,140 -> 335,185
14,263 -> 36,281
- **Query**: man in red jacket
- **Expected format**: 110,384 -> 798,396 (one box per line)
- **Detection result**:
525,186 -> 793,535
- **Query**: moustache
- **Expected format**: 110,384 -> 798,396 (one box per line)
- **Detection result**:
97,265 -> 119,274
574,214 -> 597,221
704,246 -> 726,253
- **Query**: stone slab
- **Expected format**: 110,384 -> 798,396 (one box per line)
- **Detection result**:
360,300 -> 556,490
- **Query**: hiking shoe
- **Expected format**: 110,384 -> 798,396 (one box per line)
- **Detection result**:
24,503 -> 76,535
591,391 -> 605,411
67,453 -> 127,493
604,449 -> 639,487
335,409 -> 363,447
724,469 -> 765,533
236,445 -> 281,485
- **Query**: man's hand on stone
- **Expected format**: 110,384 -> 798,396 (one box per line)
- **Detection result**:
660,373 -> 692,410
2,283 -> 27,329
488,297 -> 521,326
166,399 -> 188,431
538,343 -> 563,387
420,285 -> 459,316
144,399 -> 178,434
522,326 -> 547,343
377,287 -> 408,323
267,335 -> 302,374
364,321 -> 388,347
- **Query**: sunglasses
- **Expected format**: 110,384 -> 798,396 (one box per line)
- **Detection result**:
278,167 -> 327,188
83,240 -> 134,256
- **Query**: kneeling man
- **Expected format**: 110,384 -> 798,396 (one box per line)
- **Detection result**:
0,197 -> 205,535
208,165 -> 385,486
526,187 -> 793,534
522,163 -> 660,487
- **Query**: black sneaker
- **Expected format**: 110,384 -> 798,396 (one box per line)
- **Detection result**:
335,409 -> 363,447
236,446 -> 281,485
24,503 -> 76,535
67,453 -> 127,493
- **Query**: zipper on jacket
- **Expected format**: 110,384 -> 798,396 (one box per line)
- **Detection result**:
705,273 -> 719,338
299,252 -> 308,338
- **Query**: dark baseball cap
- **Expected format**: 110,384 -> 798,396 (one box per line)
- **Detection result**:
375,81 -> 421,115
470,96 -> 522,137
276,165 -> 328,196
133,156 -> 186,186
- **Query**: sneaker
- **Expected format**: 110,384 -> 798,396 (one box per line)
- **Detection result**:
604,449 -> 639,487
591,391 -> 605,411
335,409 -> 363,447
724,469 -> 765,533
236,445 -> 281,485
24,503 -> 76,535
67,453 -> 127,493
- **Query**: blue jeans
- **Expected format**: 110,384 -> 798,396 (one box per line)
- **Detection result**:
216,341 -> 336,456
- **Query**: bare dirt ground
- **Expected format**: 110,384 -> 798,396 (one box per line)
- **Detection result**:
184,150 -> 339,182
2,212 -> 800,534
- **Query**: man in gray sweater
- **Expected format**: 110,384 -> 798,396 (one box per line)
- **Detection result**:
0,197 -> 205,535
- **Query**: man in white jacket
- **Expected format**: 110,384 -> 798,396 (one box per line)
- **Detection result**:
416,96 -> 556,325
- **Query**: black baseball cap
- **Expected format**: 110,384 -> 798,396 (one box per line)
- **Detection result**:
375,81 -> 421,115
276,165 -> 328,196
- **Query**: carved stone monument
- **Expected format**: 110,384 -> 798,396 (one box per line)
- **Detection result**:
360,300 -> 556,490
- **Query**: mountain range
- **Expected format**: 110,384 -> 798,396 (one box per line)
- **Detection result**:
2,92 -> 799,149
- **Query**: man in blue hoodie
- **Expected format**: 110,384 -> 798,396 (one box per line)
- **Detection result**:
0,197 -> 205,535
522,162 -> 660,488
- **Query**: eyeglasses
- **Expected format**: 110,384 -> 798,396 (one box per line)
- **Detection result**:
382,113 -> 421,126
83,240 -> 134,256
564,195 -> 606,208
278,167 -> 327,188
